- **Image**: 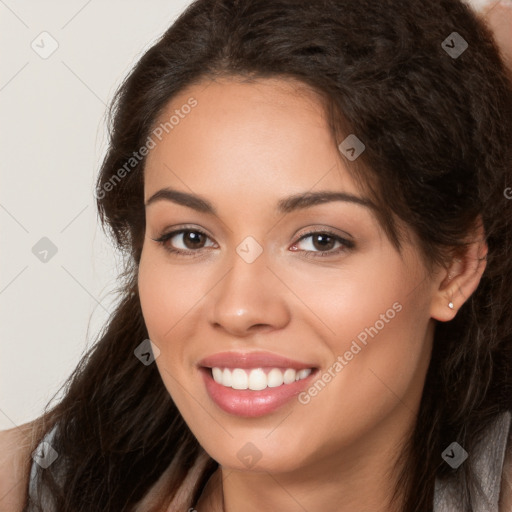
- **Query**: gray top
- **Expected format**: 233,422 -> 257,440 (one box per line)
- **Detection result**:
29,411 -> 511,511
433,410 -> 511,511
28,424 -> 59,510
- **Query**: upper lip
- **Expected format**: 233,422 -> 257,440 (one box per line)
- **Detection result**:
198,351 -> 317,370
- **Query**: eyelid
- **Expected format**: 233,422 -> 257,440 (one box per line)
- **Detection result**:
151,224 -> 355,259
152,224 -> 216,243
290,228 -> 355,258
294,224 -> 354,242
153,223 -> 353,243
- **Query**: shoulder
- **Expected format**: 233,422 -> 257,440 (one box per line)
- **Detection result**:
0,420 -> 40,512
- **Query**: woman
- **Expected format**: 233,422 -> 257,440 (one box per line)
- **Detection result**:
1,0 -> 511,510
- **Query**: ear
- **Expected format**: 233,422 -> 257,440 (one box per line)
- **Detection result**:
430,216 -> 488,322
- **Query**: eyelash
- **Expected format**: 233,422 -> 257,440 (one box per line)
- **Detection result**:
151,227 -> 355,259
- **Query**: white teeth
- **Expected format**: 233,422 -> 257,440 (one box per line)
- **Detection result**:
248,368 -> 267,390
222,368 -> 232,387
297,368 -> 312,380
267,368 -> 284,387
231,369 -> 248,389
211,367 -> 312,390
283,368 -> 296,384
212,367 -> 223,383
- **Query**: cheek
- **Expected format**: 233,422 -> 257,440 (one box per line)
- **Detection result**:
278,248 -> 419,345
138,260 -> 170,341
137,251 -> 220,399
137,255 -> 200,409
313,297 -> 430,441
137,253 -> 207,344
288,254 -> 431,422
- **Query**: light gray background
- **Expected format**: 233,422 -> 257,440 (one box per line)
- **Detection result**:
0,0 -> 192,430
0,0 -> 490,431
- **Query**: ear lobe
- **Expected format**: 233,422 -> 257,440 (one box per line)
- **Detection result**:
430,218 -> 488,322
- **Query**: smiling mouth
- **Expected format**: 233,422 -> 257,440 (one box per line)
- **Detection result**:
209,366 -> 314,391
199,363 -> 319,417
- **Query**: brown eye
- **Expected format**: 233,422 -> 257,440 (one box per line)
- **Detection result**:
290,230 -> 355,258
181,230 -> 208,249
311,233 -> 336,251
152,228 -> 216,255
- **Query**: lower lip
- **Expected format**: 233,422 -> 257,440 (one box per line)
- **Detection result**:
200,367 -> 317,418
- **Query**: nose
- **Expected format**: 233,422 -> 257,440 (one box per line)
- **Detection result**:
208,248 -> 291,337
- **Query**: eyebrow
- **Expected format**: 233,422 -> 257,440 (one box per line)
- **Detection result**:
144,187 -> 376,214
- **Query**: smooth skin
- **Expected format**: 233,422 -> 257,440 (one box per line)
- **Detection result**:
137,76 -> 488,512
2,5 -> 511,508
0,421 -> 40,512
477,0 -> 512,72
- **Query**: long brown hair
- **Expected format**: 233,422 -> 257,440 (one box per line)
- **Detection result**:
25,0 -> 512,510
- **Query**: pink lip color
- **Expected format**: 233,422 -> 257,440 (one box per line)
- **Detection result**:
198,351 -> 315,370
198,351 -> 318,418
200,368 -> 317,417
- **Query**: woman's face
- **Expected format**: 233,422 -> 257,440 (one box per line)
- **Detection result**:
138,77 -> 440,475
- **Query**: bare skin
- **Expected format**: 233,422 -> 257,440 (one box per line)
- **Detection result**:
137,76 -> 487,512
0,421 -> 39,512
478,0 -> 512,72
2,4 -> 510,511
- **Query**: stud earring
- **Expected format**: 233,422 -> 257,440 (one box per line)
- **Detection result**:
448,301 -> 454,309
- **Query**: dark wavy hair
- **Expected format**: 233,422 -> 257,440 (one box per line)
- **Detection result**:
24,0 -> 512,511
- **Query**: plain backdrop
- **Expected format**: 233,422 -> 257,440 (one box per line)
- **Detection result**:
0,0 -> 192,430
0,0 -> 496,431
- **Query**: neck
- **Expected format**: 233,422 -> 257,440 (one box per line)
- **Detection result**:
196,404 -> 415,512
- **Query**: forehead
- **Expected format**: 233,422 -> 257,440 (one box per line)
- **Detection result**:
143,77 -> 363,203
